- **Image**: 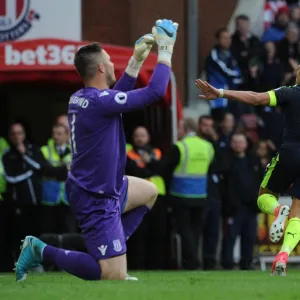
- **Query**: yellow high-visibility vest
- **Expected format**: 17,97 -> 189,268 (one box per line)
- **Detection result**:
169,134 -> 214,198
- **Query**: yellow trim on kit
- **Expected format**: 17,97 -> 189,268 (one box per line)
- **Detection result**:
268,90 -> 277,107
261,154 -> 279,188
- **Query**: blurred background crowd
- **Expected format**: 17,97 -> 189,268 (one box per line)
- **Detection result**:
1,0 -> 300,272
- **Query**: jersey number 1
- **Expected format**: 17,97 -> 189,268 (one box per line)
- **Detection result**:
70,113 -> 77,154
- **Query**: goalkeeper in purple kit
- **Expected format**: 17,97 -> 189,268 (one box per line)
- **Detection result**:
15,19 -> 179,281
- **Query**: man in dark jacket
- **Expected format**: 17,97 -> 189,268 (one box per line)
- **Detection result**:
231,15 -> 262,89
205,28 -> 242,121
221,133 -> 262,270
277,23 -> 300,81
198,115 -> 230,270
125,126 -> 167,270
1,122 -> 68,269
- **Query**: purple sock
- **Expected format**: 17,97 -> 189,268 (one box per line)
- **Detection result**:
43,245 -> 101,280
122,206 -> 150,240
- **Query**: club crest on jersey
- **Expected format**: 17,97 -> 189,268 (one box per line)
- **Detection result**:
0,0 -> 40,42
113,239 -> 122,252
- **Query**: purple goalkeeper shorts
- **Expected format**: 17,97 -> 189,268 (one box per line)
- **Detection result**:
65,176 -> 128,260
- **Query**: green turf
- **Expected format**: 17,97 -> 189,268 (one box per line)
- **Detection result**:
0,270 -> 300,300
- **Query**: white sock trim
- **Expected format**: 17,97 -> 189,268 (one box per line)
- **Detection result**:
40,245 -> 46,260
125,56 -> 143,78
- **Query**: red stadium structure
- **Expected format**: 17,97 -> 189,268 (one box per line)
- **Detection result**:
0,38 -> 182,148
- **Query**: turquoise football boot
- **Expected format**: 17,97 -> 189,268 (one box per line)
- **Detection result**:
15,236 -> 46,281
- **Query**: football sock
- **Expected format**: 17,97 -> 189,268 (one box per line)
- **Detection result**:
122,206 -> 150,240
257,193 -> 279,215
280,218 -> 300,255
43,246 -> 101,280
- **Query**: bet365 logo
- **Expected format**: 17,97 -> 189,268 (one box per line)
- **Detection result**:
0,0 -> 40,42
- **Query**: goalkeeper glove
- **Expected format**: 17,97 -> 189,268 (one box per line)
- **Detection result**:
126,33 -> 155,78
152,19 -> 179,65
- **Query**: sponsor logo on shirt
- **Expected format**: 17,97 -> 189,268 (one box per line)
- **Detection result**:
113,239 -> 122,252
114,92 -> 127,104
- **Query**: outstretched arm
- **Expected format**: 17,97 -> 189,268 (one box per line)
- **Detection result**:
195,79 -> 272,106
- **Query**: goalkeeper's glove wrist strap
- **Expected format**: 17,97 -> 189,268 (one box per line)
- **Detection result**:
125,56 -> 143,78
157,52 -> 172,65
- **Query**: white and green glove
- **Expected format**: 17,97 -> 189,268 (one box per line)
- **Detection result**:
125,34 -> 155,78
152,19 -> 179,65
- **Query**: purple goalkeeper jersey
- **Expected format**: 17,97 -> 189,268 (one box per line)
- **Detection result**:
67,63 -> 170,199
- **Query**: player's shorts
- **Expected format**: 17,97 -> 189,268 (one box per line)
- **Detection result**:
261,148 -> 300,199
65,176 -> 129,261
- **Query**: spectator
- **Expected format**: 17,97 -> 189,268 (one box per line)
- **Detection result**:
198,116 -> 228,270
0,137 -> 9,271
281,57 -> 299,85
1,122 -> 68,269
264,0 -> 289,30
40,124 -> 76,234
255,40 -> 285,148
0,137 -> 8,156
221,133 -> 262,270
262,6 -> 290,42
148,118 -> 214,269
256,140 -> 273,169
126,143 -> 133,153
277,23 -> 300,79
231,15 -> 262,89
218,113 -> 235,148
237,116 -> 259,148
0,137 -> 8,201
258,105 -> 284,149
205,28 -> 242,122
290,6 -> 300,27
56,114 -> 69,131
197,115 -> 219,142
250,41 -> 285,93
125,126 -> 167,270
0,158 -> 6,272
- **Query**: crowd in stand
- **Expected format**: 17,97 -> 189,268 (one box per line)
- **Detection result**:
0,1 -> 299,272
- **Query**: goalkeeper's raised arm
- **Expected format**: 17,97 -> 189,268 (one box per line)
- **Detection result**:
101,19 -> 179,114
152,19 -> 178,67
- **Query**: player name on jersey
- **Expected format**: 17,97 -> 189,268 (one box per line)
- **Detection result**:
69,96 -> 89,108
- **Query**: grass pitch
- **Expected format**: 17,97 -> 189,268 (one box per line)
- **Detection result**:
0,270 -> 299,300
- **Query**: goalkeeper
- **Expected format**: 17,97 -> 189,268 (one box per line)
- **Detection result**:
15,19 -> 178,282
